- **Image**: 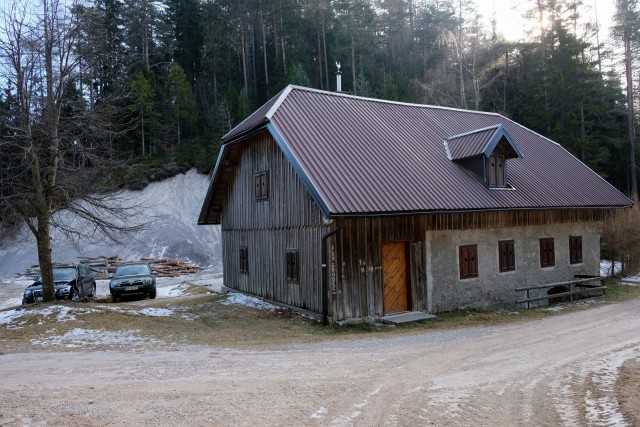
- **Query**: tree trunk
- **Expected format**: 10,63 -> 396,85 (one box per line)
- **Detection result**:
317,21 -> 323,88
351,35 -> 356,95
141,108 -> 145,156
36,218 -> 55,301
259,3 -> 269,97
624,31 -> 638,201
322,11 -> 329,90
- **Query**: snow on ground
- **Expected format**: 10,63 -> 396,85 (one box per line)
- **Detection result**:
221,292 -> 279,311
157,283 -> 190,298
0,170 -> 222,278
600,260 -> 623,277
31,328 -> 164,348
1,304 -> 188,328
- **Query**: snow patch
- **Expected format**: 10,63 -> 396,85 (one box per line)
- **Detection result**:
221,292 -> 279,311
157,283 -> 190,298
1,304 -> 181,327
138,307 -> 174,317
31,328 -> 163,347
0,308 -> 24,325
600,260 -> 623,277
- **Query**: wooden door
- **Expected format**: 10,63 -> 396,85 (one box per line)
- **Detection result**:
382,241 -> 411,314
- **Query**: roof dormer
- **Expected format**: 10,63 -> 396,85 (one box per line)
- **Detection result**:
444,124 -> 524,188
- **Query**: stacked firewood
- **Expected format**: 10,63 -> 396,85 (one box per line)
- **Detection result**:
141,258 -> 201,277
17,256 -> 201,278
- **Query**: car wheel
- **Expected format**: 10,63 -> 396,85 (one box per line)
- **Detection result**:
70,287 -> 80,302
149,289 -> 157,299
22,298 -> 26,305
112,294 -> 119,303
90,283 -> 96,298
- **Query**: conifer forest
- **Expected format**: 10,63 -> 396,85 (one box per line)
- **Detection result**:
1,0 -> 639,229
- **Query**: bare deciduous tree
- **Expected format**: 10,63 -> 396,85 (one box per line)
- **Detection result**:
0,0 -> 145,302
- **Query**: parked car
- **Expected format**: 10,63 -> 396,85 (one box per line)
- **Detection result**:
109,262 -> 156,302
22,264 -> 96,304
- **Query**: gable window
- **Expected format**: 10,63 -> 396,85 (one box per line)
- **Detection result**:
239,246 -> 249,274
254,171 -> 269,201
459,245 -> 478,279
498,240 -> 515,272
487,154 -> 505,187
569,236 -> 583,264
540,238 -> 555,268
286,249 -> 300,283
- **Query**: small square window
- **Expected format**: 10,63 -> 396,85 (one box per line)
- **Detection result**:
254,171 -> 269,201
540,238 -> 555,268
239,246 -> 249,274
569,236 -> 582,264
498,240 -> 515,272
459,244 -> 478,279
286,249 -> 299,283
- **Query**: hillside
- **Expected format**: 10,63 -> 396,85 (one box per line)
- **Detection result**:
0,170 -> 221,277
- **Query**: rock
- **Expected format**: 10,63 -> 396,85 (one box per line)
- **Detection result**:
150,162 -> 186,182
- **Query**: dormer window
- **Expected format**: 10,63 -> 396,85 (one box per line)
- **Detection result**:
444,124 -> 524,189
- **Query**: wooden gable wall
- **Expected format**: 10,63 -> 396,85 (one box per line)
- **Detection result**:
220,130 -> 330,312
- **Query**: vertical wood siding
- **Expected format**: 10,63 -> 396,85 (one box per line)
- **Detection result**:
221,131 -> 328,312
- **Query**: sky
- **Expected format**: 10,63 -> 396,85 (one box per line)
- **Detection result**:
476,0 -> 617,43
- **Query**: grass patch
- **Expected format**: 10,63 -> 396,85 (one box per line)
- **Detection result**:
601,280 -> 640,301
2,279 -> 640,353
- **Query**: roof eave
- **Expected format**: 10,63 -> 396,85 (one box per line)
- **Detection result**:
322,204 -> 632,219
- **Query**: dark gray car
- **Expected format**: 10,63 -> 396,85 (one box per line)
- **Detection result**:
23,265 -> 96,304
109,262 -> 157,302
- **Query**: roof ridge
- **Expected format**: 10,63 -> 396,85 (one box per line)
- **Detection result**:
446,124 -> 502,141
287,85 -> 503,116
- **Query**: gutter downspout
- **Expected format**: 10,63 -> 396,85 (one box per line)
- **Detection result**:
321,219 -> 342,325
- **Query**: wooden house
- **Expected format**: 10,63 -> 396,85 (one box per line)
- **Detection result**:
199,86 -> 632,323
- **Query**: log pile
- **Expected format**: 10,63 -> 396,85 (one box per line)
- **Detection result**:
16,256 -> 201,278
141,258 -> 201,277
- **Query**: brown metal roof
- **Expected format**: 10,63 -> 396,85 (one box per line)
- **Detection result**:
445,125 -> 523,161
200,86 -> 632,223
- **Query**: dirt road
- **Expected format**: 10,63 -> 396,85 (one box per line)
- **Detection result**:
1,297 -> 639,426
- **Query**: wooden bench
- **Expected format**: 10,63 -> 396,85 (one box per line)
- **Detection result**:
515,275 -> 606,308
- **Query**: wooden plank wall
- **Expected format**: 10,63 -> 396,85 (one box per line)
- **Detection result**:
221,131 -> 328,312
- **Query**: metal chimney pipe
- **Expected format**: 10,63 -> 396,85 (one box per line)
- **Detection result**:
336,62 -> 342,92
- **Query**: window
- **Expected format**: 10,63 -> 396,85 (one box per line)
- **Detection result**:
499,240 -> 515,272
569,236 -> 583,264
254,171 -> 269,200
540,238 -> 555,267
239,246 -> 249,274
487,154 -> 505,187
459,245 -> 478,279
286,250 -> 300,283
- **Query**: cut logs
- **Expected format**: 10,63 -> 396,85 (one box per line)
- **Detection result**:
17,256 -> 201,279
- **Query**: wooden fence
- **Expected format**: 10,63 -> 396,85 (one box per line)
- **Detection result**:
515,275 -> 607,309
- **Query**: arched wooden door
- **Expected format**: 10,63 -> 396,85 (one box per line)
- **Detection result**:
382,241 -> 411,314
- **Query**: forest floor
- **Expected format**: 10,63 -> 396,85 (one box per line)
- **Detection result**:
0,274 -> 639,426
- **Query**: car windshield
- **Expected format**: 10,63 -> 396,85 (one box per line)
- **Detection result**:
114,264 -> 150,277
52,268 -> 76,281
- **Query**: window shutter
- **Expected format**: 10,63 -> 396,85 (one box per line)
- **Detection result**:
496,155 -> 505,186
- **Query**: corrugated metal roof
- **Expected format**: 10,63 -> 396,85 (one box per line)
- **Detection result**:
446,126 -> 497,160
444,124 -> 523,161
200,85 -> 632,223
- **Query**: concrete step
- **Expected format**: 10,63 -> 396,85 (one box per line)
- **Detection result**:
380,311 -> 436,324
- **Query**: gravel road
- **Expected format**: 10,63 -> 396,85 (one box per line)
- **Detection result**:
1,296 -> 639,426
